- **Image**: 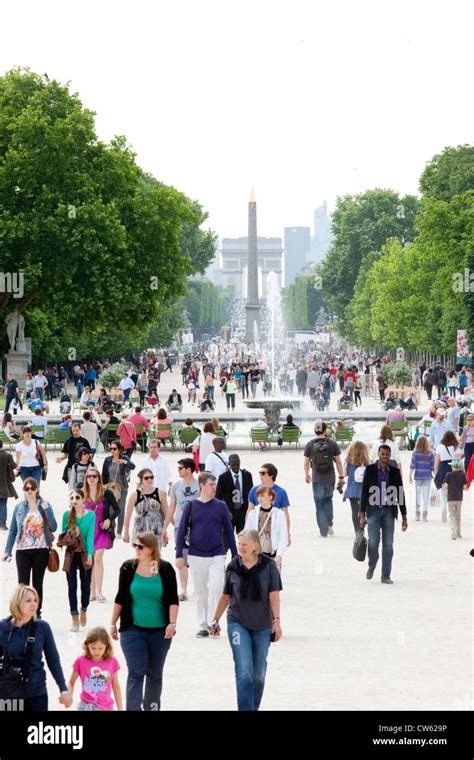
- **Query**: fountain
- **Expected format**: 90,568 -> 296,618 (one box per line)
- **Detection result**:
243,271 -> 302,431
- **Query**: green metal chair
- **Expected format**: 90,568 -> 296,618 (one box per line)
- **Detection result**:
178,427 -> 200,449
0,430 -> 15,449
250,428 -> 270,450
44,428 -> 71,451
335,428 -> 354,447
105,423 -> 120,449
134,424 -> 148,452
155,423 -> 175,449
390,420 -> 410,448
280,427 -> 301,449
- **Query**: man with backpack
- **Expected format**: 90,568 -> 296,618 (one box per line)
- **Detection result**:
304,421 -> 345,537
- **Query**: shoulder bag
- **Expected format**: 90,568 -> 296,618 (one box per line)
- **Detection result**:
39,504 -> 60,572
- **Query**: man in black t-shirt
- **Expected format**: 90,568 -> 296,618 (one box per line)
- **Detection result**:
55,422 -> 91,481
4,374 -> 20,414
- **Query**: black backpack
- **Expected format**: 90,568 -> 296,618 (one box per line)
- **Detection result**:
311,438 -> 332,474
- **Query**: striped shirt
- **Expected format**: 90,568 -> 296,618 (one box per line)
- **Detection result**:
410,451 -> 435,480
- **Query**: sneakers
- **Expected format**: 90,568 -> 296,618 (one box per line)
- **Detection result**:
97,594 -> 106,603
415,514 -> 420,521
366,567 -> 375,580
328,527 -> 334,536
381,577 -> 394,584
457,532 -> 462,539
196,628 -> 210,638
422,513 -> 428,522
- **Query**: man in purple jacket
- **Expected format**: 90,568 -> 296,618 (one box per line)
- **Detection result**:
176,471 -> 237,637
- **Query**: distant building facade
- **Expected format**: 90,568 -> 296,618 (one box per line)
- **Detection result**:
308,201 -> 332,264
284,226 -> 311,287
220,237 -> 283,298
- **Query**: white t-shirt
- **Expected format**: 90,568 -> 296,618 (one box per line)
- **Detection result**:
34,374 -> 48,389
196,432 -> 216,464
435,444 -> 456,462
16,440 -> 40,467
81,421 -> 98,448
142,455 -> 171,492
119,377 -> 135,391
204,451 -> 229,479
31,416 -> 48,438
370,438 -> 401,465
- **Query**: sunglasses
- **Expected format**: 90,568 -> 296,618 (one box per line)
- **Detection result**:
24,486 -> 37,492
142,475 -> 154,481
86,474 -> 99,479
110,446 -> 118,450
70,495 -> 82,501
177,466 -> 184,470
133,543 -> 145,550
259,471 -> 268,476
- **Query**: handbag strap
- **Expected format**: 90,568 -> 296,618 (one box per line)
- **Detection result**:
258,510 -> 272,537
1,619 -> 36,681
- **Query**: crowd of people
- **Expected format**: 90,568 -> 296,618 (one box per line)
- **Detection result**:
0,344 -> 472,712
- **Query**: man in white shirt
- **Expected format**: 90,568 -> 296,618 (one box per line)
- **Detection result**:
142,439 -> 172,494
81,411 -> 98,454
33,369 -> 49,401
118,373 -> 135,403
429,408 -> 452,450
204,437 -> 229,479
447,398 -> 461,434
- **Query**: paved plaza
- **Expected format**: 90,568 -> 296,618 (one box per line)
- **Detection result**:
0,369 -> 472,711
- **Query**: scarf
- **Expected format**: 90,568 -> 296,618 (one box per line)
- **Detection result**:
227,554 -> 270,601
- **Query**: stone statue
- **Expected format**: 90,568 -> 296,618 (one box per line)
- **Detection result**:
5,310 -> 25,352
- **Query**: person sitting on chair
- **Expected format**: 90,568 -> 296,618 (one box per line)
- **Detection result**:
314,385 -> 327,411
166,389 -> 183,413
199,392 -> 214,413
337,389 -> 353,410
384,391 -> 398,411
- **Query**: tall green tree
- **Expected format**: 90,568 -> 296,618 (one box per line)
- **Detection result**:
0,68 -> 215,359
283,275 -> 325,329
316,189 -> 420,333
419,145 -> 474,202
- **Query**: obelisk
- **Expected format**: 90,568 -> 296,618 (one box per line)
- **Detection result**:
245,188 -> 260,343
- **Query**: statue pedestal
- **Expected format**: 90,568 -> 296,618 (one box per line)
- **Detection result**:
6,352 -> 29,387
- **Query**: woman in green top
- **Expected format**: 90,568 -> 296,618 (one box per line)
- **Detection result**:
225,375 -> 237,411
61,488 -> 95,632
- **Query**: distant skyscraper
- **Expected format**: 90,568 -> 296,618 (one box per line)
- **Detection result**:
284,227 -> 310,287
308,201 -> 332,264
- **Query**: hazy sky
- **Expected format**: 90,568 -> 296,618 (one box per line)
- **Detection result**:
2,0 -> 473,239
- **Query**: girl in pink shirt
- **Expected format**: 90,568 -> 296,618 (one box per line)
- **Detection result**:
69,627 -> 122,711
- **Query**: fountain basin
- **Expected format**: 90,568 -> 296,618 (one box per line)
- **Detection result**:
243,397 -> 303,431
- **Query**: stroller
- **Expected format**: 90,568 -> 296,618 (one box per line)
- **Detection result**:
59,393 -> 72,414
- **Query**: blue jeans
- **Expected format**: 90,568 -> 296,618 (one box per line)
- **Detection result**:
227,621 -> 272,711
76,382 -> 83,398
19,466 -> 42,485
367,506 -> 395,578
120,626 -> 172,711
66,552 -> 92,615
415,479 -> 431,515
312,482 -> 334,536
34,388 -> 44,401
0,498 -> 7,525
123,388 -> 131,401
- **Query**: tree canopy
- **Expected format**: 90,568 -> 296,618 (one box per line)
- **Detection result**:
0,68 -> 216,361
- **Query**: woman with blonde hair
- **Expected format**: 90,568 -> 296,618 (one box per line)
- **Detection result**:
0,584 -> 71,710
409,435 -> 435,521
83,467 -> 120,602
111,532 -> 179,711
370,424 -> 402,473
210,529 -> 282,711
60,488 -> 95,631
343,441 -> 370,535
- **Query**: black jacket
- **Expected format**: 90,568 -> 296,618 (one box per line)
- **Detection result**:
360,463 -> 407,520
216,469 -> 254,512
115,559 -> 179,631
167,393 -> 182,405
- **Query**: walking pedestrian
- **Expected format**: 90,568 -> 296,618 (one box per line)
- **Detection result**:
304,421 -> 345,537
